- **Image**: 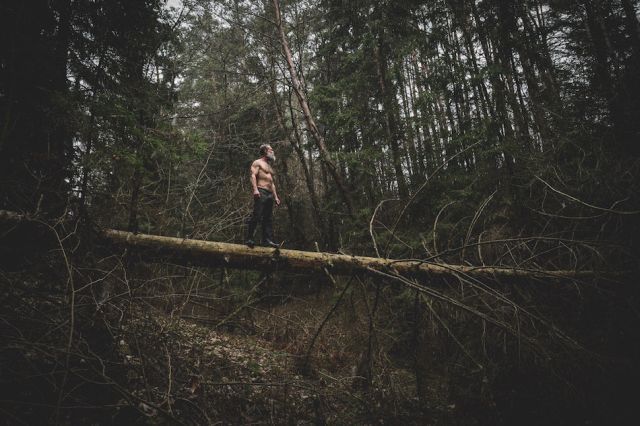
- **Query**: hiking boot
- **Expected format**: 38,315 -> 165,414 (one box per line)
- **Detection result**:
263,239 -> 279,248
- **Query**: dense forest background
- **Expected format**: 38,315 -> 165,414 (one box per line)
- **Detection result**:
1,0 -> 639,424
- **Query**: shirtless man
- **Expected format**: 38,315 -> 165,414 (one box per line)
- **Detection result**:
246,144 -> 281,248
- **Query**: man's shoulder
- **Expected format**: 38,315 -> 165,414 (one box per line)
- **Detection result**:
253,158 -> 270,168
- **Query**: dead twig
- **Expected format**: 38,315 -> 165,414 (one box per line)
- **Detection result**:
536,175 -> 640,215
303,276 -> 355,368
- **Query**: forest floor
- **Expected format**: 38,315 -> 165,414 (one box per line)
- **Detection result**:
116,283 -> 457,425
1,251 -> 638,425
1,257 -> 487,425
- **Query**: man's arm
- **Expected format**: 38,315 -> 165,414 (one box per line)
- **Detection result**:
250,161 -> 260,198
272,181 -> 281,206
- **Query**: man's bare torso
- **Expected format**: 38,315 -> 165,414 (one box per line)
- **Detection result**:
253,158 -> 274,191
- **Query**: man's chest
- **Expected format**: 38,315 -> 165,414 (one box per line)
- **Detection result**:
258,162 -> 274,176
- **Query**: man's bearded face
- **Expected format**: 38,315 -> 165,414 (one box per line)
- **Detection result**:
266,151 -> 276,162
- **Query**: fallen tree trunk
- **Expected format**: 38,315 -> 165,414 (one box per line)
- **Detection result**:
0,210 -> 606,279
101,229 -> 598,279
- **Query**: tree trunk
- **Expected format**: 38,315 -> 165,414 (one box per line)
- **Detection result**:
0,1 -> 71,216
0,210 -> 616,280
268,64 -> 325,242
271,0 -> 354,216
101,228 -> 599,279
373,41 -> 409,198
127,164 -> 142,233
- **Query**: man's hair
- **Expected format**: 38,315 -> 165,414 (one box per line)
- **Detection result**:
259,144 -> 271,156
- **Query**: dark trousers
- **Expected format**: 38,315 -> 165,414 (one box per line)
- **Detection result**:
246,187 -> 274,242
